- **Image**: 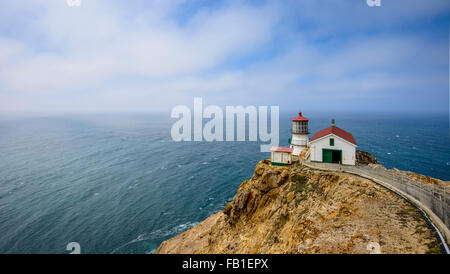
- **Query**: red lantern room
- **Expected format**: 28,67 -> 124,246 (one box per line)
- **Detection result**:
292,112 -> 309,134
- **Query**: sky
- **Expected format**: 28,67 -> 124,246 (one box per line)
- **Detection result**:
0,0 -> 448,115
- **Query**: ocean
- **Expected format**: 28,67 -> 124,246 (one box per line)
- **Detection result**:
0,112 -> 449,253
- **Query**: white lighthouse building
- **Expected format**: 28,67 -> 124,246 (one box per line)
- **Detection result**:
309,119 -> 357,165
290,112 -> 309,156
271,111 -> 357,166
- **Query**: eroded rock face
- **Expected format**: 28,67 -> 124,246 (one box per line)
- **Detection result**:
155,161 -> 440,254
356,150 -> 378,165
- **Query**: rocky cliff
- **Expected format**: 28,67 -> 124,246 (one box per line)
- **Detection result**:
155,159 -> 441,254
356,150 -> 378,165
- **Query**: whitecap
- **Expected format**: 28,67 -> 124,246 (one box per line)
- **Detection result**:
128,184 -> 138,190
145,249 -> 156,254
110,221 -> 199,254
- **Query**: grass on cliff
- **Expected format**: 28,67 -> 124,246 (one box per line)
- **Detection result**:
279,214 -> 289,225
291,175 -> 307,193
291,174 -> 322,196
426,241 -> 442,254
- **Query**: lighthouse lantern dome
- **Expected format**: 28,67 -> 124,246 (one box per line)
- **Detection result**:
292,112 -> 309,134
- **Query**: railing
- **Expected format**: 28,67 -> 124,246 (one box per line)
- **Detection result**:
355,164 -> 449,228
305,150 -> 310,160
302,161 -> 450,251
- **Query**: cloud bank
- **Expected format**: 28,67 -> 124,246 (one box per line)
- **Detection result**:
0,0 -> 448,114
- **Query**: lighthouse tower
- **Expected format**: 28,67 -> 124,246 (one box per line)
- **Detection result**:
290,112 -> 309,156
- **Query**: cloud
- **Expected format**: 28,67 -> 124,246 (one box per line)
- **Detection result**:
0,1 -> 280,93
0,0 -> 448,114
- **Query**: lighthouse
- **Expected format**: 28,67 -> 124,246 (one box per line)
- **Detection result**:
290,112 -> 309,156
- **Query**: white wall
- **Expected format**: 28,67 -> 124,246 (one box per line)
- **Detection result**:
290,133 -> 308,155
272,151 -> 281,162
310,134 -> 356,165
291,133 -> 308,146
271,151 -> 291,164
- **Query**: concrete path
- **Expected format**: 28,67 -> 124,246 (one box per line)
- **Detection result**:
301,161 -> 450,253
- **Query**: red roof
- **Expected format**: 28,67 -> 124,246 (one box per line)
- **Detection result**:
270,146 -> 294,153
292,112 -> 308,121
310,126 -> 357,145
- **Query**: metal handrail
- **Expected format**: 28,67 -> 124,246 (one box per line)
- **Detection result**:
301,160 -> 450,253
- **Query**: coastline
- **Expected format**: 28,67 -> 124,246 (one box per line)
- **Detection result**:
156,158 -> 447,254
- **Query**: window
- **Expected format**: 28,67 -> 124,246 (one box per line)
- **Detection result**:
330,138 -> 334,146
293,121 -> 308,133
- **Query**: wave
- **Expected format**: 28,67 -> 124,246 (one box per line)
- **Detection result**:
110,221 -> 199,254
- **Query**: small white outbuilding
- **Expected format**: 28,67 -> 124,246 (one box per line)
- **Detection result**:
270,146 -> 293,166
309,120 -> 357,165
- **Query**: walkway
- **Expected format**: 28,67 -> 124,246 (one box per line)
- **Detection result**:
301,161 -> 450,253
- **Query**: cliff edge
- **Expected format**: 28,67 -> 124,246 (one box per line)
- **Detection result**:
155,159 -> 441,254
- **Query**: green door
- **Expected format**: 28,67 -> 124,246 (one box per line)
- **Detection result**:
322,149 -> 332,163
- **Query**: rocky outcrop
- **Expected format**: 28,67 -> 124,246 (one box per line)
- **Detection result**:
356,150 -> 378,165
155,160 -> 441,254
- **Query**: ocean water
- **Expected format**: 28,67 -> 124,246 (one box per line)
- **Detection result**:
0,112 -> 449,254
